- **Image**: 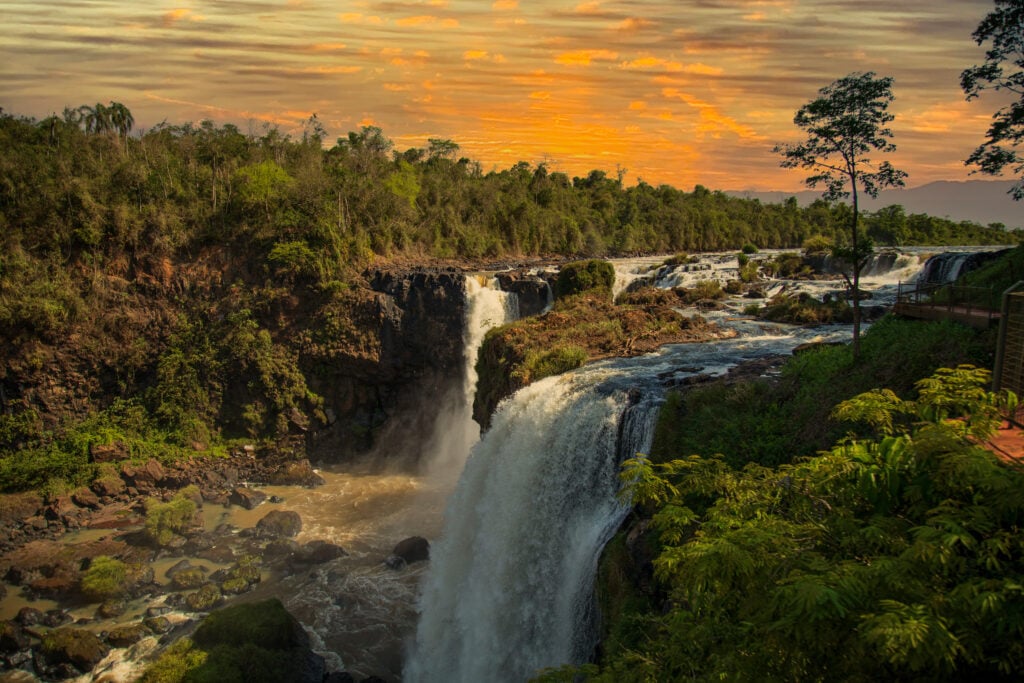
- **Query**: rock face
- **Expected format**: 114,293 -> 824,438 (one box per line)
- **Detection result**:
309,268 -> 469,462
496,271 -> 550,317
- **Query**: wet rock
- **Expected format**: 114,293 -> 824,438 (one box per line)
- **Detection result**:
70,488 -> 101,510
89,475 -> 127,500
106,623 -> 149,648
170,567 -> 208,591
143,615 -> 172,634
0,621 -> 30,653
120,459 -> 166,492
195,544 -> 236,565
40,627 -> 109,673
97,599 -> 127,619
14,607 -> 44,627
262,538 -> 300,561
146,605 -> 172,618
255,510 -> 302,538
294,540 -> 347,565
495,271 -> 550,317
42,609 -> 72,628
229,487 -> 267,510
184,583 -> 222,612
268,460 -> 325,487
387,536 -> 429,568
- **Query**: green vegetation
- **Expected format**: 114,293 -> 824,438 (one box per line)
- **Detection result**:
589,366 -> 1024,682
755,292 -> 853,324
962,1 -> 1024,199
650,316 -> 992,471
139,599 -> 316,683
474,294 -> 726,429
553,260 -> 616,300
80,556 -> 128,601
145,489 -> 198,546
0,102 -> 1018,493
776,71 -> 908,356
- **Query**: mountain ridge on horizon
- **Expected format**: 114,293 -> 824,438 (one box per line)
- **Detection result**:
727,179 -> 1022,230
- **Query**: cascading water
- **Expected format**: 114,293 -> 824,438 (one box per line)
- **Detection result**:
420,276 -> 519,483
406,366 -> 661,683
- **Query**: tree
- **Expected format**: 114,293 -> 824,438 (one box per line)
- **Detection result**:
589,366 -> 1024,683
775,72 -> 907,357
961,0 -> 1024,199
107,101 -> 134,144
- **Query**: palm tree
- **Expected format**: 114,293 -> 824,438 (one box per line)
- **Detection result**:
108,101 -> 134,143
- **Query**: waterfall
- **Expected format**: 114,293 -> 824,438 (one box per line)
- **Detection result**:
406,364 -> 660,683
420,276 -> 518,482
915,250 -> 1009,286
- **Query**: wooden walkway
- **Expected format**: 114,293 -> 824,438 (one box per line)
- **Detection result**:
893,282 -> 999,330
892,301 -> 1000,329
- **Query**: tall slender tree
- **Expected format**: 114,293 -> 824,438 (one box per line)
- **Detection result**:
961,0 -> 1024,199
775,72 -> 907,357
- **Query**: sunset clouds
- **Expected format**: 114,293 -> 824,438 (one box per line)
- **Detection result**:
0,0 -> 1001,191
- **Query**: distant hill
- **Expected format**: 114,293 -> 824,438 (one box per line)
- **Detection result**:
728,180 -> 1023,230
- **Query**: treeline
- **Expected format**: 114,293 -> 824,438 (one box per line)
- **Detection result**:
0,105 -> 1017,283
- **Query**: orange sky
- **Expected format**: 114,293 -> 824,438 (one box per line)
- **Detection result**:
0,0 -> 1007,191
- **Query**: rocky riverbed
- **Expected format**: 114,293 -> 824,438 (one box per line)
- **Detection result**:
0,444 -> 426,681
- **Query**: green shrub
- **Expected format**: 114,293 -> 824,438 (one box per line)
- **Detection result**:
684,279 -> 724,302
80,556 -> 127,601
145,493 -> 197,546
554,260 -> 615,299
138,638 -> 208,683
741,243 -> 759,254
802,234 -> 833,253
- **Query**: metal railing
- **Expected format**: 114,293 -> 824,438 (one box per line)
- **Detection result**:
895,281 -> 998,326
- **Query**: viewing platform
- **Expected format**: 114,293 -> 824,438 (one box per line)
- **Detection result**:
893,282 -> 1000,330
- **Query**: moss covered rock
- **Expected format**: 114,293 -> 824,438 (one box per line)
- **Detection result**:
41,627 -> 110,673
185,583 -> 222,612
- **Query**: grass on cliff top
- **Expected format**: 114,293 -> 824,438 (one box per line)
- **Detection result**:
474,288 -> 734,428
649,315 -> 994,469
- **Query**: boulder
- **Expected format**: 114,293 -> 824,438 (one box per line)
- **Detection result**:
143,616 -> 172,634
89,441 -> 129,463
14,607 -> 44,627
71,487 -> 101,510
90,476 -> 127,499
184,583 -> 223,612
255,510 -> 302,538
40,627 -> 109,673
294,540 -> 347,565
0,621 -> 30,653
97,599 -> 127,619
229,487 -> 267,510
120,459 -> 166,491
170,567 -> 208,591
268,460 -> 325,487
106,623 -> 149,648
385,536 -> 429,569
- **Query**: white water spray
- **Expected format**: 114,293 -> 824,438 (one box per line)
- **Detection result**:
420,275 -> 518,483
406,364 -> 660,683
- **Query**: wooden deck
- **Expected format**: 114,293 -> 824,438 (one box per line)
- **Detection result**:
892,301 -> 1000,329
893,282 -> 999,329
